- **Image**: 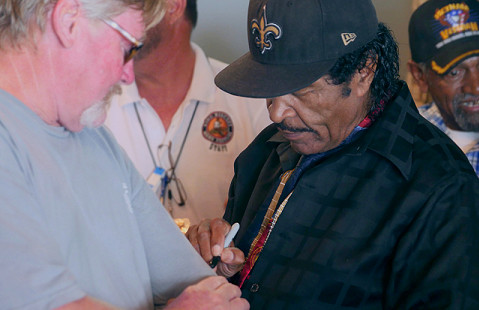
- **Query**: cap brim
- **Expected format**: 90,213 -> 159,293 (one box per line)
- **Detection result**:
215,52 -> 337,98
430,38 -> 479,75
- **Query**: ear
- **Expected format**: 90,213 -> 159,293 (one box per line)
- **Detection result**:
165,0 -> 187,25
51,0 -> 81,48
407,60 -> 429,93
353,57 -> 377,98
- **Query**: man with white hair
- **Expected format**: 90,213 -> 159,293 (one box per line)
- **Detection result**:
0,0 -> 248,309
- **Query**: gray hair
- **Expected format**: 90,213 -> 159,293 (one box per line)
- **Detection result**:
0,0 -> 165,49
417,62 -> 428,74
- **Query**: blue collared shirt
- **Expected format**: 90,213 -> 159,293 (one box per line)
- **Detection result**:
418,102 -> 479,177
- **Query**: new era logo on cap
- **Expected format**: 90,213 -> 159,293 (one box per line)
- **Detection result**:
341,33 -> 357,46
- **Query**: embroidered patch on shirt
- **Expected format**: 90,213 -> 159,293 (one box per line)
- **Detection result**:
202,111 -> 234,144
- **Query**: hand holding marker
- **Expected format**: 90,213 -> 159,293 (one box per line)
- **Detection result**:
209,223 -> 240,268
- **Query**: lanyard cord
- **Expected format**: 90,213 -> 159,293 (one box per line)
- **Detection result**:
133,100 -> 200,174
169,100 -> 200,179
133,101 -> 157,168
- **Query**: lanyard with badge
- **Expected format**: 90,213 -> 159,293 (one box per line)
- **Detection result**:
134,100 -> 200,207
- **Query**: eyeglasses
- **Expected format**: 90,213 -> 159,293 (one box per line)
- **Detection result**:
158,142 -> 187,207
102,18 -> 143,63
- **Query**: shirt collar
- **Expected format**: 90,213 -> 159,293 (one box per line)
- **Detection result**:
350,81 -> 415,180
116,81 -> 142,108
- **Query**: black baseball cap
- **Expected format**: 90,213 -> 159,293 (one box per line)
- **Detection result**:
409,0 -> 479,75
215,0 -> 379,98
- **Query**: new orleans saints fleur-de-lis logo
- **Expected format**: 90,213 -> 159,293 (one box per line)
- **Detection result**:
251,5 -> 282,54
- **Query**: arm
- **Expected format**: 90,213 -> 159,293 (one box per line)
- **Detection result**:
102,126 -> 247,308
0,132 -> 85,309
56,280 -> 249,310
165,276 -> 249,310
126,162 -> 218,303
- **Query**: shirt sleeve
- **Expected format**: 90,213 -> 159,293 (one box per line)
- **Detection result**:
127,159 -> 215,306
0,131 -> 85,309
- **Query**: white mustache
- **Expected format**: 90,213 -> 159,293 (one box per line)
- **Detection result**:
80,85 -> 122,128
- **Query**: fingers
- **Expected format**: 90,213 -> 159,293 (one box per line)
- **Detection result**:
185,224 -> 200,253
215,278 -> 242,301
185,218 -> 231,263
194,274 -> 228,290
167,276 -> 249,310
220,248 -> 245,266
209,218 -> 230,256
203,276 -> 249,310
230,297 -> 250,310
217,247 -> 245,278
197,219 -> 219,262
186,218 -> 246,279
186,219 -> 214,260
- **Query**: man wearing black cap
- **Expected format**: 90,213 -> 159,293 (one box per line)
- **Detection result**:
187,0 -> 479,308
408,0 -> 479,177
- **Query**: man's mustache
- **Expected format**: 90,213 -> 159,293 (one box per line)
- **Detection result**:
276,121 -> 315,133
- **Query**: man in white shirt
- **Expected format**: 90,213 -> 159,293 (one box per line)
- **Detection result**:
408,0 -> 479,176
106,0 -> 271,227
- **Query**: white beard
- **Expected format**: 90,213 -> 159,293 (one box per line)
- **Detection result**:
80,100 -> 107,128
80,85 -> 122,128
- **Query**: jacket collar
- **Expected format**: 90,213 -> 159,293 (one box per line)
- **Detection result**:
360,81 -> 416,180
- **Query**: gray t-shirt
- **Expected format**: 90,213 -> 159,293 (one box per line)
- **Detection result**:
0,90 -> 214,309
